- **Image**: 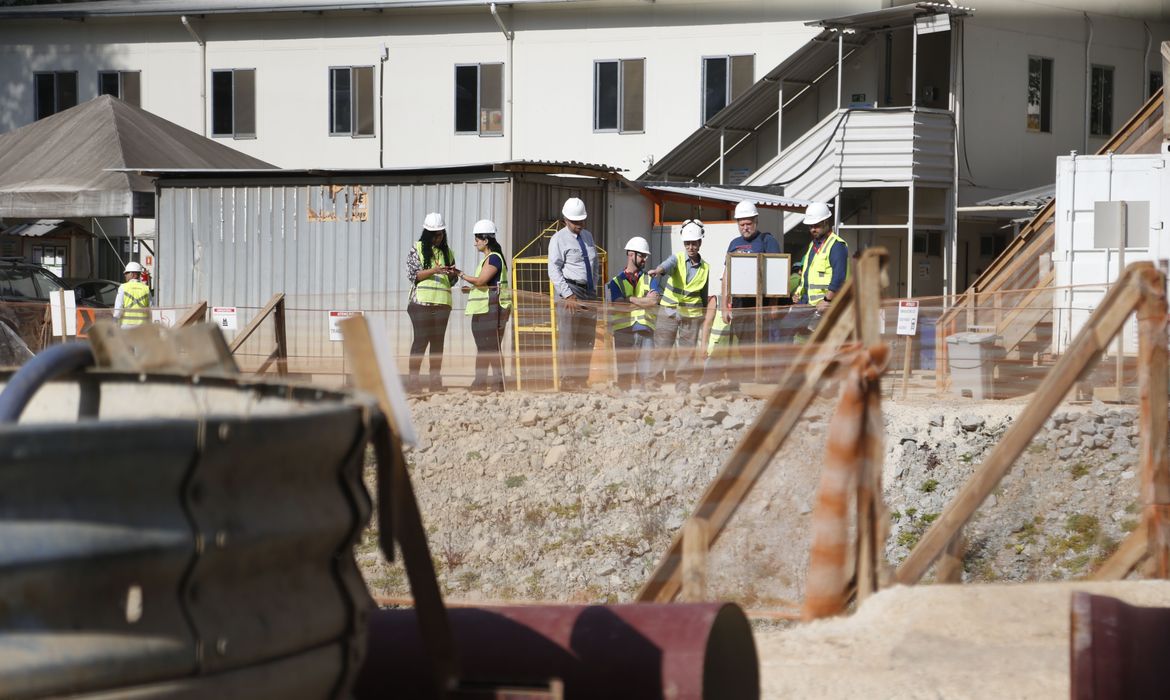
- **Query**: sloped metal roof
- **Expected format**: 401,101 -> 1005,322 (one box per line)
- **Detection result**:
132,159 -> 625,182
0,95 -> 274,218
0,0 -> 591,19
0,219 -> 80,237
973,183 -> 1055,209
640,184 -> 810,211
642,2 -> 973,181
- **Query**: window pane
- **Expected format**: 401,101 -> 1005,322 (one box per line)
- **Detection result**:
1026,57 -> 1052,133
121,71 -> 141,106
1091,66 -> 1112,135
212,70 -> 234,135
595,61 -> 618,130
354,66 -> 375,136
455,65 -> 477,133
56,72 -> 77,112
703,57 -> 728,122
479,63 -> 503,134
330,67 -> 352,134
1040,58 -> 1052,132
730,54 -> 753,102
98,71 -> 120,98
621,58 -> 644,132
35,73 -> 55,119
1151,71 -> 1164,98
234,68 -> 256,137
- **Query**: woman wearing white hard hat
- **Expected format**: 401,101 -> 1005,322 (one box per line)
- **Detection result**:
646,219 -> 713,393
405,212 -> 458,392
113,261 -> 151,328
460,219 -> 512,392
547,197 -> 599,390
606,235 -> 659,390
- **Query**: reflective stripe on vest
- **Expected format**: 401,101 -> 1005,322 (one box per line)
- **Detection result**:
706,308 -> 733,355
794,232 -> 847,305
120,280 -> 151,326
658,252 -> 709,319
466,253 -> 512,316
611,271 -> 656,332
414,241 -> 453,306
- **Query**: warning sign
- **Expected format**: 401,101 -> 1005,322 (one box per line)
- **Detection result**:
896,300 -> 920,336
329,310 -> 362,342
212,306 -> 239,330
76,308 -> 97,338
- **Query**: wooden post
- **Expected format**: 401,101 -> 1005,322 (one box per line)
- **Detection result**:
1091,526 -> 1149,581
1136,267 -> 1170,577
755,258 -> 763,383
936,532 -> 966,583
901,335 -> 913,400
681,518 -> 709,602
897,265 -> 1148,585
274,296 -> 289,376
853,252 -> 886,603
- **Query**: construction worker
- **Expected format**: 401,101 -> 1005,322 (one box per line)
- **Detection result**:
547,197 -> 599,391
460,219 -> 512,392
648,219 -> 713,393
789,202 -> 849,339
113,261 -> 150,328
607,236 -> 658,390
406,212 -> 458,393
722,200 -> 782,349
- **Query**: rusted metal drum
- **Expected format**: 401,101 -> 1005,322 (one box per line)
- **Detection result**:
0,370 -> 377,699
357,602 -> 759,699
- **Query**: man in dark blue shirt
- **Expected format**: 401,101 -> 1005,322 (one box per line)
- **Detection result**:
722,200 -> 782,348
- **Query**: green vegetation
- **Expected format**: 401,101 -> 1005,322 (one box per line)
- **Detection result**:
920,479 -> 940,493
1069,462 -> 1091,480
505,475 -> 527,489
466,450 -> 483,461
643,415 -> 656,426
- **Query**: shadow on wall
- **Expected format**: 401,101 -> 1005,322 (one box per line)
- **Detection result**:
0,32 -> 122,134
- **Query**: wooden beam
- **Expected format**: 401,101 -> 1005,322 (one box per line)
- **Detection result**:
228,293 -> 285,353
681,518 -> 709,602
853,250 -> 888,603
935,533 -> 966,583
176,301 -> 207,328
897,264 -> 1150,585
1137,266 -> 1170,576
1091,526 -> 1149,581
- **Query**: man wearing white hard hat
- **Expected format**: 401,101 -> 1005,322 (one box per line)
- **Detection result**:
606,236 -> 659,390
548,197 -> 600,390
647,219 -> 712,393
113,261 -> 151,328
723,200 -> 782,347
787,202 -> 849,340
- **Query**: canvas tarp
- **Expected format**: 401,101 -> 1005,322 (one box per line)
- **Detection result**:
0,95 -> 273,218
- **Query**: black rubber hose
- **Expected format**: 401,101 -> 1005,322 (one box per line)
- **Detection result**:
0,342 -> 95,423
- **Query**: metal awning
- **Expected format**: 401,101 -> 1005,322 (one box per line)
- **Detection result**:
640,184 -> 810,212
643,2 -> 974,181
0,219 -> 81,237
970,183 -> 1055,209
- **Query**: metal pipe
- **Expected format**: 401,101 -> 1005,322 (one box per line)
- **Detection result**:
355,603 -> 758,700
1084,12 -> 1094,153
718,129 -> 725,185
0,342 -> 94,422
911,20 -> 918,109
180,16 -> 206,137
907,183 -> 915,299
836,32 -> 843,110
1143,22 -> 1153,104
490,3 -> 514,161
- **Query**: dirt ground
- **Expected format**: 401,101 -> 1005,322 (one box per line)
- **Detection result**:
755,580 -> 1170,699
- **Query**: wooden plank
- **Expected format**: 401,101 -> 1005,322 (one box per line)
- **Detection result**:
637,251 -> 876,602
176,301 -> 207,328
1090,526 -> 1149,581
228,293 -> 285,353
852,251 -> 887,603
681,518 -> 709,602
896,264 -> 1149,585
1137,266 -> 1170,576
997,270 -> 1056,355
935,532 -> 966,583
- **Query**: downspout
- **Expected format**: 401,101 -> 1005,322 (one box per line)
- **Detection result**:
490,3 -> 514,160
180,16 -> 206,137
1083,12 -> 1093,153
1142,21 -> 1152,103
379,42 -> 388,168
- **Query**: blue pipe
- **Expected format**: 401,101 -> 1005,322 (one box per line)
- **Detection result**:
0,342 -> 95,423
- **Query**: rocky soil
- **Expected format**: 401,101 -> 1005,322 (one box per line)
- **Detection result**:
357,387 -> 1145,606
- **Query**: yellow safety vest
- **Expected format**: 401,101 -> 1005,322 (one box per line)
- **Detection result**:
413,241 -> 453,306
119,280 -> 151,327
794,232 -> 848,305
466,253 -> 512,316
706,308 -> 733,356
659,252 -> 709,319
610,271 -> 655,332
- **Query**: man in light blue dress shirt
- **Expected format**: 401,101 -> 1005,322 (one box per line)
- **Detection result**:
547,197 -> 599,390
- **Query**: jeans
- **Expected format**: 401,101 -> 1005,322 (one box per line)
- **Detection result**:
651,312 -> 703,387
612,328 -> 653,389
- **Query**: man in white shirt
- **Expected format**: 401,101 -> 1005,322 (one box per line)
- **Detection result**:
547,197 -> 599,390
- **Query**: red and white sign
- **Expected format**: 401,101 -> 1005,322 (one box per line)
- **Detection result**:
896,300 -> 920,336
329,310 -> 363,342
212,306 -> 238,330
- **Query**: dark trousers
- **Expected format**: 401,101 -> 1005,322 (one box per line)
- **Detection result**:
407,302 -> 451,377
471,303 -> 509,387
556,281 -> 598,385
612,328 -> 653,390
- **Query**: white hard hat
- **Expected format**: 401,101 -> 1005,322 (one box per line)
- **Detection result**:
472,219 -> 498,237
124,262 -> 144,274
624,236 -> 651,255
562,197 -> 588,222
680,219 -> 705,242
734,200 -> 759,219
422,212 -> 446,231
802,202 -> 833,226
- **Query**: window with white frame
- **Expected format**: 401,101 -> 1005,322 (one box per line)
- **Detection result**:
1090,64 -> 1114,136
1026,56 -> 1053,133
702,55 -> 753,123
594,58 -> 645,133
34,71 -> 78,119
329,66 -> 375,137
455,63 -> 504,136
211,68 -> 256,138
31,244 -> 67,278
98,70 -> 141,106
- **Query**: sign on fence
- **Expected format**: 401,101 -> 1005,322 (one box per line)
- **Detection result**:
50,290 -> 77,337
328,310 -> 362,342
896,300 -> 920,336
212,306 -> 239,330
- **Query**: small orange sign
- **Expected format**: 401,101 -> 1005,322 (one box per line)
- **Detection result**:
76,308 -> 97,338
